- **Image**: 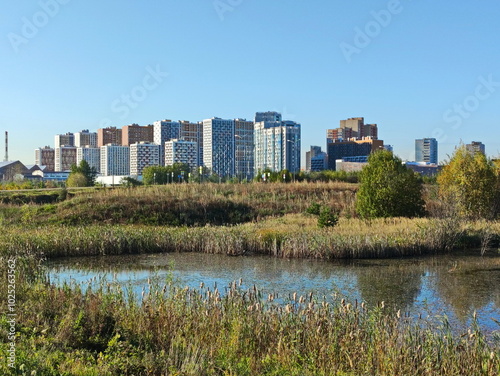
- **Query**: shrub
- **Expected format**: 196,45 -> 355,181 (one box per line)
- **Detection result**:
305,202 -> 321,215
317,206 -> 339,228
356,150 -> 425,218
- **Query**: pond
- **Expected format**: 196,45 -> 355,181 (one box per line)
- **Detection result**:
46,250 -> 500,335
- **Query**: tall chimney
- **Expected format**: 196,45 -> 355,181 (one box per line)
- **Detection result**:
4,131 -> 8,162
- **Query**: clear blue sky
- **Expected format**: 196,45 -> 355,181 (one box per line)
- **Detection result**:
2,0 -> 500,165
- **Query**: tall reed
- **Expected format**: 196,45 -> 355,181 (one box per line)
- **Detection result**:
1,261 -> 497,375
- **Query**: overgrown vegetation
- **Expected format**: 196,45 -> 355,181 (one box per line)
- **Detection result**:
0,215 -> 497,259
0,254 -> 498,375
0,178 -> 499,374
0,182 -> 358,226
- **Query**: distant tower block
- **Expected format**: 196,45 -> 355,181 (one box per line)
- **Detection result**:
4,131 -> 8,162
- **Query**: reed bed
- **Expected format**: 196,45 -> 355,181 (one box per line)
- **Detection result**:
1,216 -> 496,260
0,256 -> 497,375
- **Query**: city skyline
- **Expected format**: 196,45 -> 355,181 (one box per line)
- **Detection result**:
35,112 -> 485,173
2,1 -> 500,163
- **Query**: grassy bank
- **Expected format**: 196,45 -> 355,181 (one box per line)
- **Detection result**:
0,255 -> 498,375
0,182 -> 496,260
0,182 -> 358,226
1,215 -> 498,260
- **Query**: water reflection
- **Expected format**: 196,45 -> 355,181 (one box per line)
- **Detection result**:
46,251 -> 500,333
433,256 -> 500,322
355,262 -> 423,310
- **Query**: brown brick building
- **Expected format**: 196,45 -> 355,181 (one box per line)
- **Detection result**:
122,124 -> 154,146
98,127 -> 122,147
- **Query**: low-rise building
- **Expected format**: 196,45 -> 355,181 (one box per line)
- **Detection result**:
0,161 -> 29,181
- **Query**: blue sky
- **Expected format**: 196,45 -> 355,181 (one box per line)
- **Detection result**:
1,0 -> 500,165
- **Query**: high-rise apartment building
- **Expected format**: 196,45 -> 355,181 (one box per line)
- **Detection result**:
180,121 -> 203,167
35,146 -> 55,171
203,118 -> 235,177
327,138 -> 384,170
100,144 -> 130,176
327,127 -> 354,142
76,146 -> 100,173
54,132 -> 74,148
311,153 -> 328,172
153,120 -> 181,146
130,142 -> 161,176
255,111 -> 282,123
74,130 -> 97,147
122,124 -> 154,146
254,116 -> 301,173
54,146 -> 77,171
466,141 -> 485,155
234,118 -> 255,179
164,139 -> 198,171
153,120 -> 181,165
327,117 -> 378,143
415,138 -> 438,164
306,146 -> 327,172
97,127 -> 122,147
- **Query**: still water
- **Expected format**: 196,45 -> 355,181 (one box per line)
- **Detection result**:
47,251 -> 500,335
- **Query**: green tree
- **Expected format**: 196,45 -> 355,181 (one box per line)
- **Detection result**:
143,166 -> 168,185
121,176 -> 143,188
66,172 -> 88,187
437,145 -> 498,219
356,150 -> 425,218
143,163 -> 192,185
69,160 -> 97,187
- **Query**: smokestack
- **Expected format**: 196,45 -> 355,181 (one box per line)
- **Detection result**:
4,131 -> 8,162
